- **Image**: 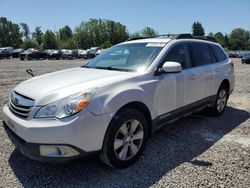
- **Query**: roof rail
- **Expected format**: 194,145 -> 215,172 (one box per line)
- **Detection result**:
192,36 -> 217,42
163,33 -> 193,39
127,36 -> 149,41
127,33 -> 217,43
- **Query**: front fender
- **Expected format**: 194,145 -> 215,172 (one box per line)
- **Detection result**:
87,86 -> 153,118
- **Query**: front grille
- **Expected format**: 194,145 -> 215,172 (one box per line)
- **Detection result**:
9,91 -> 35,118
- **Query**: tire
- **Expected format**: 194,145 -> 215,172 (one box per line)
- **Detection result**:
100,108 -> 149,168
208,84 -> 229,116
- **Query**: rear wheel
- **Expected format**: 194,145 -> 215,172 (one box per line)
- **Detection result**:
100,108 -> 149,168
209,84 -> 229,116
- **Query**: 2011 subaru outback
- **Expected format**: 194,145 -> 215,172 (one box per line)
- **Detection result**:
3,34 -> 235,168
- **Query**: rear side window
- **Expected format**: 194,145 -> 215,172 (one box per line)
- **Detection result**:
211,45 -> 227,62
191,43 -> 213,66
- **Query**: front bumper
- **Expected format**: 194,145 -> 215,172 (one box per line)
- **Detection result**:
3,122 -> 97,163
3,104 -> 113,162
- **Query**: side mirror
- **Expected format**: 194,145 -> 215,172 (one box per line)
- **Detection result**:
161,61 -> 182,73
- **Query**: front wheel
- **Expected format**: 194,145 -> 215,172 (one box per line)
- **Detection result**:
100,108 -> 149,168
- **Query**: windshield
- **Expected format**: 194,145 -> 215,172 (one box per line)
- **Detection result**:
85,43 -> 165,72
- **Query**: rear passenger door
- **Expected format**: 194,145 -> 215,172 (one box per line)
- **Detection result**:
190,42 -> 216,100
210,44 -> 229,94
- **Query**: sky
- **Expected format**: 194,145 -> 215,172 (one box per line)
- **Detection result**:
0,0 -> 249,35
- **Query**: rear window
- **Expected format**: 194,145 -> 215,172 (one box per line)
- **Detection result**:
191,43 -> 213,66
211,45 -> 226,62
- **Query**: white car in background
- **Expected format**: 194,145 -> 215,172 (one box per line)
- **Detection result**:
3,34 -> 234,168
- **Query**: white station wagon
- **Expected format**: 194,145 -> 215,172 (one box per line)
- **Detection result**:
3,34 -> 235,168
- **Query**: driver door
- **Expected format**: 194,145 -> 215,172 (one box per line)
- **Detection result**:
153,43 -> 198,119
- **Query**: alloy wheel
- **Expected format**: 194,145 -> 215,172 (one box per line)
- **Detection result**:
114,119 -> 144,161
217,89 -> 227,112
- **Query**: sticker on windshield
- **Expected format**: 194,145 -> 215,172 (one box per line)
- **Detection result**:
146,43 -> 166,47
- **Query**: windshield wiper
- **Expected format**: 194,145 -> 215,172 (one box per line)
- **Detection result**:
95,66 -> 132,72
81,65 -> 90,68
81,65 -> 133,72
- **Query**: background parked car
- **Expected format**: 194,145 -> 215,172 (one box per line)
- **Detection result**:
0,47 -> 14,59
40,49 -> 51,59
237,52 -> 244,58
242,53 -> 250,64
88,47 -> 100,58
19,48 -> 44,60
62,49 -> 78,59
12,48 -> 24,58
48,49 -> 62,60
78,49 -> 89,59
228,52 -> 238,58
95,49 -> 107,56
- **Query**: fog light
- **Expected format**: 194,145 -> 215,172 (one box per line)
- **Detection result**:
39,145 -> 80,157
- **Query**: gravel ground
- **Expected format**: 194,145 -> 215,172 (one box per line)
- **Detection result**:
0,58 -> 249,188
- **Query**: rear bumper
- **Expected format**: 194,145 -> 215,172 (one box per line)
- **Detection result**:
3,121 -> 99,163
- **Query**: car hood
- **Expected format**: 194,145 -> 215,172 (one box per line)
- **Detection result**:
14,67 -> 135,105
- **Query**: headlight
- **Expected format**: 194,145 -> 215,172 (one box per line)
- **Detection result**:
34,88 -> 97,119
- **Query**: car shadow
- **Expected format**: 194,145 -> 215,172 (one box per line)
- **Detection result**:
8,106 -> 250,188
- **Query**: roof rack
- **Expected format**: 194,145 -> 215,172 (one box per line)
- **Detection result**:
127,36 -> 149,41
157,33 -> 193,39
192,36 -> 217,42
127,33 -> 217,43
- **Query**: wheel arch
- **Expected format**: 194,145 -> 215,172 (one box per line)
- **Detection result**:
109,101 -> 153,137
220,79 -> 230,94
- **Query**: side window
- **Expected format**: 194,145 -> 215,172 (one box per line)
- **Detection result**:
163,43 -> 192,69
211,45 -> 227,62
191,43 -> 213,66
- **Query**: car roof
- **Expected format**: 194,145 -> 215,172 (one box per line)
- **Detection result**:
123,37 -> 219,46
122,33 -> 218,46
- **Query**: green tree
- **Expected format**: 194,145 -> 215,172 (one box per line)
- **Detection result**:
75,19 -> 129,49
224,34 -> 229,48
130,32 -> 142,39
247,39 -> 250,50
192,21 -> 205,36
32,26 -> 43,45
0,17 -> 22,47
59,25 -> 73,41
20,23 -> 30,39
58,25 -> 75,49
141,27 -> 158,37
21,38 -> 39,49
214,32 -> 225,46
130,27 -> 158,39
208,32 -> 214,37
43,30 -> 58,49
229,28 -> 249,50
